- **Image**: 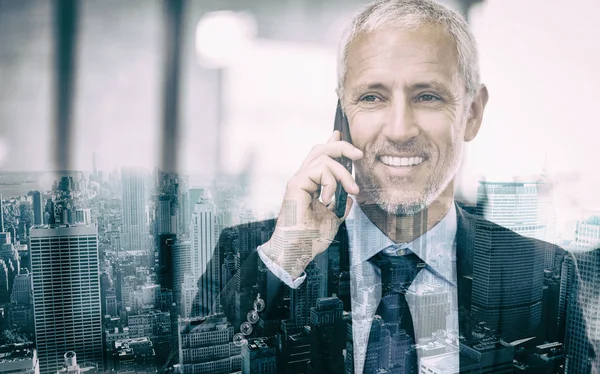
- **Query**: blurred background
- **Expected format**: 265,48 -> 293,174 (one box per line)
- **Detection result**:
0,0 -> 599,238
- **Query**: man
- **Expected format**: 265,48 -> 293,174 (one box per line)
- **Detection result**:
192,0 -> 595,373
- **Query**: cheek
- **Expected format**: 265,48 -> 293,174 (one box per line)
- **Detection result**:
417,112 -> 462,148
348,111 -> 384,149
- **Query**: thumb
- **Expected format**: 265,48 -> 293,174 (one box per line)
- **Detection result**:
341,196 -> 354,221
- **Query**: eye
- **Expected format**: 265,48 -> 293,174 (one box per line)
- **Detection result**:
416,94 -> 441,102
360,94 -> 381,103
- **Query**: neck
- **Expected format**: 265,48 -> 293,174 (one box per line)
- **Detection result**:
357,184 -> 455,243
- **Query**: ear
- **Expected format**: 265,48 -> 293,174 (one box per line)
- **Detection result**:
464,84 -> 489,142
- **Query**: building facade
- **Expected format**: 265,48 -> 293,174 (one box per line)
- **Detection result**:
29,225 -> 103,373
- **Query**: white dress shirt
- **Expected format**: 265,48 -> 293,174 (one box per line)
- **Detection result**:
258,200 -> 460,373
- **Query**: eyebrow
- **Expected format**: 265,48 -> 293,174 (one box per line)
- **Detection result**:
350,80 -> 453,95
410,80 -> 453,94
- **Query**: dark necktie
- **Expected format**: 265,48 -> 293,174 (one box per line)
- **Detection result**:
362,248 -> 426,374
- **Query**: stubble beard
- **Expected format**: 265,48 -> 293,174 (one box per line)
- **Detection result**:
354,135 -> 464,217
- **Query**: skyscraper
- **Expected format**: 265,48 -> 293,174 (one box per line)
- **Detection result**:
121,167 -> 147,252
189,189 -> 218,318
32,191 -> 44,226
476,180 -> 556,270
172,239 -> 191,307
0,193 -> 6,233
472,181 -> 548,342
0,194 -> 5,232
157,195 -> 173,235
471,218 -> 544,342
564,214 -> 600,373
29,224 -> 103,373
309,297 -> 345,373
290,261 -> 322,329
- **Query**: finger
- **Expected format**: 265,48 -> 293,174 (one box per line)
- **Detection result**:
304,157 -> 358,196
302,141 -> 363,168
342,195 -> 354,220
328,130 -> 341,143
319,170 -> 337,205
316,141 -> 363,160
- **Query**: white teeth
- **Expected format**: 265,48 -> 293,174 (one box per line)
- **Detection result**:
380,156 -> 424,167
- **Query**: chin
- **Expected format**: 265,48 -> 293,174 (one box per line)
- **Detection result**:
378,198 -> 427,216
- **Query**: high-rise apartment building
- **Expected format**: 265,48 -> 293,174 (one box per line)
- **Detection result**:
121,167 -> 147,252
29,225 -> 103,373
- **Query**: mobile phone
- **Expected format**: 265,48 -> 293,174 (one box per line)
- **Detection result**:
333,99 -> 353,218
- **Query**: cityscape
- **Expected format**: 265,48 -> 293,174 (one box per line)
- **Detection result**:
0,159 -> 598,374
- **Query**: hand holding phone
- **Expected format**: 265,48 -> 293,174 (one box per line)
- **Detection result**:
261,100 -> 362,279
332,99 -> 353,218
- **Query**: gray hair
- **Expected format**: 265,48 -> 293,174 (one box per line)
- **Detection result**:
337,0 -> 480,106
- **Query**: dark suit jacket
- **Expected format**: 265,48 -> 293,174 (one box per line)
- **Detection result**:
191,203 -> 596,373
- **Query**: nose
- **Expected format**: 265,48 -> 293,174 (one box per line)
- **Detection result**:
382,99 -> 420,142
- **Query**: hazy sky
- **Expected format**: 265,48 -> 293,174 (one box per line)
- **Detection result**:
0,0 -> 598,235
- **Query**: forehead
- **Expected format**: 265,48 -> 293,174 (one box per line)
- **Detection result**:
345,25 -> 460,89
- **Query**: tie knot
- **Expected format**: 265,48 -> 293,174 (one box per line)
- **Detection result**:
368,248 -> 426,294
382,243 -> 411,256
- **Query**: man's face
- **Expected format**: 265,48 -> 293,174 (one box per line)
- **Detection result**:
343,25 -> 480,215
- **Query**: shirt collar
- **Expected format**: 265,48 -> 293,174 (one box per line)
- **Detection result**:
346,198 -> 457,275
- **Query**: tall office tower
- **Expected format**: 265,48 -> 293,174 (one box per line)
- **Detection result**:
557,255 -> 575,343
0,259 -> 11,303
471,218 -> 544,342
120,275 -> 136,312
11,273 -> 32,304
0,242 -> 19,303
29,225 -> 103,373
241,338 -> 277,374
472,181 -> 548,342
121,167 -> 147,252
309,297 -> 345,373
157,195 -> 173,235
564,215 -> 600,373
178,315 -> 242,374
105,291 -> 118,317
0,194 -> 4,232
0,343 -> 40,374
571,215 -> 600,251
177,183 -> 190,236
180,274 -> 200,319
290,261 -> 322,329
32,191 -> 44,226
172,239 -> 191,307
476,180 -> 556,269
44,199 -> 55,225
157,233 -> 176,291
221,253 -> 236,292
189,189 -> 218,318
405,286 -> 452,342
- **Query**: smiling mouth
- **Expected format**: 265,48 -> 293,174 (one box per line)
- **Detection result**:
379,155 -> 425,167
